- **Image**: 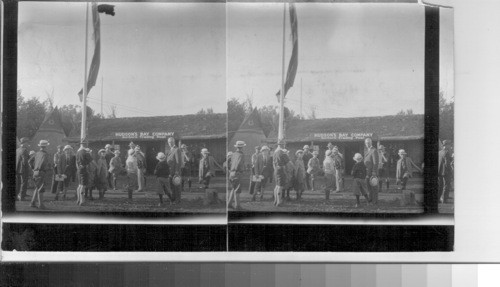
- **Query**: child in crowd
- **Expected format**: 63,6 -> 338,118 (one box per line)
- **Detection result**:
323,150 -> 336,201
154,152 -> 172,206
95,149 -> 109,199
351,153 -> 370,207
294,150 -> 306,200
307,150 -> 321,192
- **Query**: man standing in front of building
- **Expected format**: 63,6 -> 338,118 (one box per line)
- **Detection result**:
180,144 -> 193,192
364,137 -> 379,205
438,140 -> 453,203
167,137 -> 182,204
104,144 -> 115,190
302,145 -> 313,191
29,140 -> 51,209
252,145 -> 273,201
76,143 -> 93,206
248,146 -> 260,195
16,137 -> 31,201
228,141 -> 246,210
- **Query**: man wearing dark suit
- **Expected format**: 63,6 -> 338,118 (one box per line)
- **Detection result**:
167,137 -> 182,203
302,145 -> 313,191
51,145 -> 66,197
252,145 -> 274,201
364,137 -> 379,204
16,137 -> 31,201
438,140 -> 453,203
63,145 -> 76,198
248,146 -> 260,196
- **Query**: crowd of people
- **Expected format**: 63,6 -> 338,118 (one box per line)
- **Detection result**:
15,137 -> 223,209
225,137 -> 449,210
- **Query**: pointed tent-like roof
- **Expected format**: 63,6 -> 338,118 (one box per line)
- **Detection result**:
38,107 -> 65,134
237,108 -> 264,134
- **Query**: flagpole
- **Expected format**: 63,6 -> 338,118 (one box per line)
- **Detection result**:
278,1 -> 287,142
101,76 -> 104,116
81,2 -> 89,147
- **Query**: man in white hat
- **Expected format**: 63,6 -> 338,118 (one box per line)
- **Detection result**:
180,144 -> 193,192
228,141 -> 246,210
104,144 -> 115,189
199,148 -> 219,190
109,150 -> 123,190
166,137 -> 182,203
16,137 -> 31,201
364,137 -> 379,204
396,149 -> 422,191
272,140 -> 289,206
51,145 -> 67,200
28,140 -> 51,208
134,145 -> 146,192
252,145 -> 273,201
438,140 -> 453,203
302,145 -> 313,191
154,152 -> 172,206
75,142 -> 93,205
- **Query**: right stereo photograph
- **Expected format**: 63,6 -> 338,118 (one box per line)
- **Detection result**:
226,2 -> 453,218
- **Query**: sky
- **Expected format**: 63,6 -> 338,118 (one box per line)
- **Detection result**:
18,2 -> 226,117
227,3 -> 454,119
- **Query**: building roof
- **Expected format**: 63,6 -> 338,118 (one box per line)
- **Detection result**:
82,113 -> 227,141
267,114 -> 424,142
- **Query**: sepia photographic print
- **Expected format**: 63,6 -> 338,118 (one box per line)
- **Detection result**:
14,1 -> 227,214
226,2 -> 454,216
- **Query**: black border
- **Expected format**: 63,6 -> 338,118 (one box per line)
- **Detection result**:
2,1 -> 452,252
226,5 -> 452,251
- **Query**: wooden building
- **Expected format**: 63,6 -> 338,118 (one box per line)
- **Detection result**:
66,113 -> 226,174
266,114 -> 424,174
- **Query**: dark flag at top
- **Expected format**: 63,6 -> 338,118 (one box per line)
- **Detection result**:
78,3 -> 115,102
276,3 -> 298,103
98,4 -> 115,16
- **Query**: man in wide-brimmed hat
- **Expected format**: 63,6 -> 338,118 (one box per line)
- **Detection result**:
180,143 -> 193,192
166,137 -> 182,203
377,144 -> 390,192
104,144 -> 115,190
272,140 -> 289,206
108,150 -> 123,191
199,148 -> 222,193
396,149 -> 422,191
16,137 -> 31,201
248,146 -> 261,196
228,141 -> 246,210
75,142 -> 93,205
364,137 -> 379,204
154,152 -> 172,206
134,145 -> 146,192
438,140 -> 453,203
28,140 -> 51,208
302,145 -> 313,191
252,145 -> 274,201
51,145 -> 67,200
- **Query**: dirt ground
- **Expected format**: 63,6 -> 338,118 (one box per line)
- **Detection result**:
230,171 -> 454,214
15,174 -> 226,213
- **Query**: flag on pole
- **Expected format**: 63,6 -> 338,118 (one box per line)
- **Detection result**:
276,3 -> 298,103
78,3 -> 115,102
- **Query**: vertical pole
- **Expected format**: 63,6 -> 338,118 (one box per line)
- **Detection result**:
81,2 -> 89,147
278,1 -> 287,142
101,77 -> 104,116
300,77 -> 303,118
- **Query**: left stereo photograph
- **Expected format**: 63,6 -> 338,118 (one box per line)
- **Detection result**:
10,1 -> 227,216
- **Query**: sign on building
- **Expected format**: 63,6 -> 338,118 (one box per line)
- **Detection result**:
310,132 -> 374,141
112,131 -> 176,140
